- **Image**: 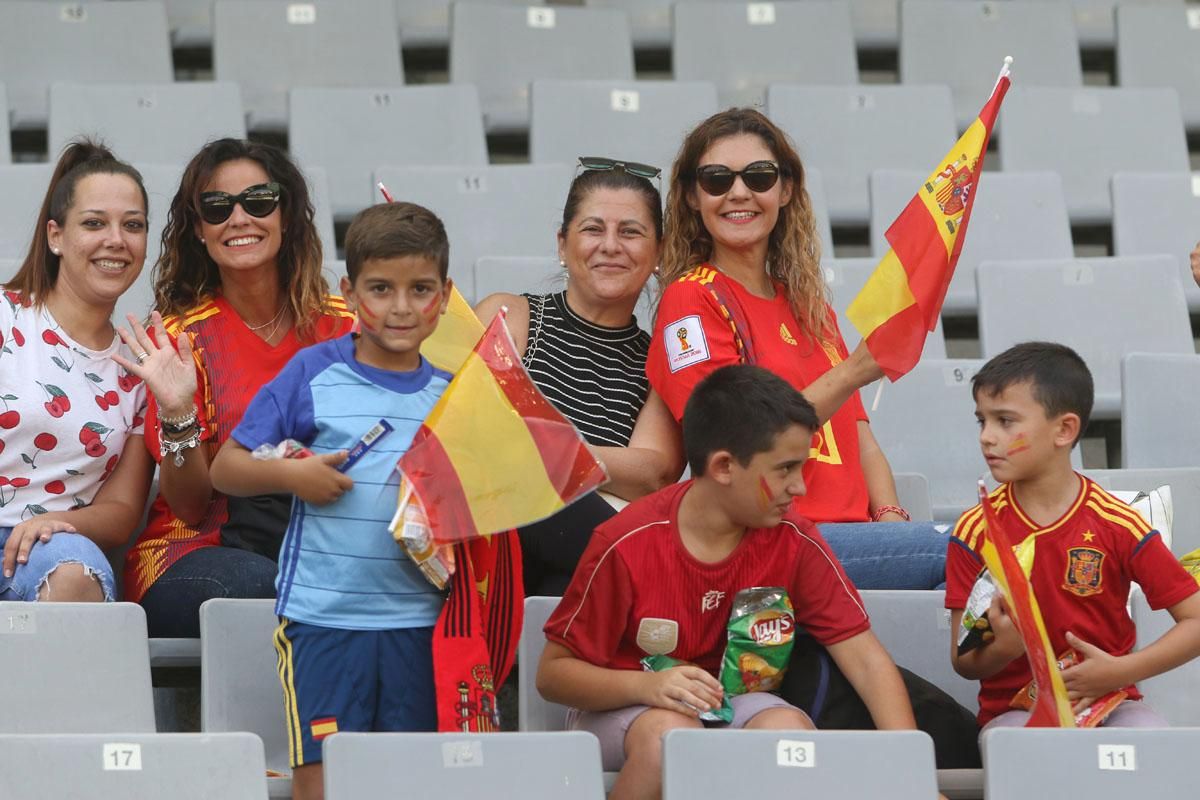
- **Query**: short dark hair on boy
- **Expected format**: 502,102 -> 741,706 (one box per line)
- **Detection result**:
683,364 -> 819,476
972,341 -> 1094,442
344,202 -> 449,282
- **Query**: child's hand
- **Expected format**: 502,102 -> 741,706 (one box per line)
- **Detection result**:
1061,631 -> 1126,702
286,451 -> 353,505
984,594 -> 1025,662
641,665 -> 723,717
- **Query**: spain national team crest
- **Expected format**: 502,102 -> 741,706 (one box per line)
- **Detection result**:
1063,547 -> 1105,597
923,155 -> 977,235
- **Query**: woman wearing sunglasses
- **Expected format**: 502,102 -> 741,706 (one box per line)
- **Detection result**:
648,108 -> 947,590
474,157 -> 683,595
0,140 -> 154,603
119,138 -> 354,638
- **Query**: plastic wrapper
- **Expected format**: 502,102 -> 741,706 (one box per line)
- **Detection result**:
1181,546 -> 1200,586
251,439 -> 313,461
1009,649 -> 1128,727
719,587 -> 795,696
957,568 -> 1000,655
390,478 -> 455,589
640,654 -> 733,723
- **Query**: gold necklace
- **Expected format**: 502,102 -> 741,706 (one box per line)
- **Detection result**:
243,303 -> 286,332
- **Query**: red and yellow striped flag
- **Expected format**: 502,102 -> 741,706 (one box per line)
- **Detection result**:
847,59 -> 1011,381
398,309 -> 606,543
977,482 -> 1075,727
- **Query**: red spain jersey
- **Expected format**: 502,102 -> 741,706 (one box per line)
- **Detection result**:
123,293 -> 354,603
544,480 -> 871,673
946,475 -> 1199,725
645,265 -> 870,522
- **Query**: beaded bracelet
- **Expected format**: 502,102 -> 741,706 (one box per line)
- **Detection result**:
160,406 -> 199,435
160,424 -> 204,468
871,504 -> 911,522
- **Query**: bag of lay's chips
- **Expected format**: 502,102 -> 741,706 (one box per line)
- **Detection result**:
719,587 -> 795,697
1180,547 -> 1200,586
1009,649 -> 1127,727
640,655 -> 733,723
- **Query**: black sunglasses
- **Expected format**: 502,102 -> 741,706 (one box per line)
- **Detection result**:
577,156 -> 662,182
693,161 -> 782,196
198,182 -> 282,225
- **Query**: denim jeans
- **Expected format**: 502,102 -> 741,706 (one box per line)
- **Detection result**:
0,527 -> 115,601
817,521 -> 950,590
140,545 -> 278,638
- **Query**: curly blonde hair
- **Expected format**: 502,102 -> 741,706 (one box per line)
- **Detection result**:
660,108 -> 831,341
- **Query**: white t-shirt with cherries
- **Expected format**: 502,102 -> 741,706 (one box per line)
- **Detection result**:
0,291 -> 147,528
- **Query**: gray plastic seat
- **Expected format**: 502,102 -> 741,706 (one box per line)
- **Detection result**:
768,84 -> 957,226
0,1 -> 173,129
673,1 -> 858,109
869,170 -> 1074,316
0,602 -> 155,733
977,256 -> 1193,420
1132,589 -> 1200,726
900,1 -> 1082,129
663,728 -> 938,799
324,732 -> 605,799
289,85 -> 488,219
1085,467 -> 1200,556
397,0 -> 543,48
529,79 -> 718,173
162,0 -> 213,47
1122,353 -> 1200,470
0,164 -> 56,260
214,0 -> 403,131
373,164 -> 573,297
822,257 -> 947,358
1111,172 -> 1200,312
48,82 -> 246,167
892,473 -> 934,523
115,161 -> 184,324
200,598 -> 291,799
0,82 -> 10,163
998,87 -> 1190,224
302,166 -> 338,263
983,726 -> 1200,798
1117,5 -> 1200,132
449,3 -> 634,134
1027,0 -> 1185,49
0,733 -> 268,799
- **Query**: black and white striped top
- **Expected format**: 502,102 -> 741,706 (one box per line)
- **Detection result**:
522,292 -> 650,448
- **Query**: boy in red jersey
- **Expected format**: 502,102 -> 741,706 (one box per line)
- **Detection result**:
539,364 -> 916,800
947,342 -> 1200,729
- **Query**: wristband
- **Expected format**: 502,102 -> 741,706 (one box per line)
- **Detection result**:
871,504 -> 911,522
160,406 -> 199,435
161,424 -> 204,467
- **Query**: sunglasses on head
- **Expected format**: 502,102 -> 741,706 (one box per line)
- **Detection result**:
198,182 -> 282,225
577,156 -> 662,182
693,161 -> 782,196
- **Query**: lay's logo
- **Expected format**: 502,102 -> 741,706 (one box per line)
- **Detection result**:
749,612 -> 794,646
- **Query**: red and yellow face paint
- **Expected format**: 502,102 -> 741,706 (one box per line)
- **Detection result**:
1006,433 -> 1032,456
758,476 -> 774,510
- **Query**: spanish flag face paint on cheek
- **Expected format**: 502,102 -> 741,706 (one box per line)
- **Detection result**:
758,475 -> 773,510
1007,434 -> 1032,457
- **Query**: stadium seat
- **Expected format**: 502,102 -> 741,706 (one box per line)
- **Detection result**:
0,83 -> 10,164
0,164 -> 55,260
893,473 -> 934,523
900,1 -> 1082,130
529,79 -> 719,173
398,0 -> 546,48
983,726 -> 1200,797
199,598 -> 291,799
0,733 -> 268,799
583,0 -> 674,49
115,161 -> 185,323
1030,0 -> 1186,49
868,170 -> 1075,316
805,167 -> 836,258
672,1 -> 858,109
0,259 -> 16,281
302,165 -> 338,262
823,257 -> 947,357
767,84 -> 957,226
0,1 -> 173,129
0,602 -> 155,733
48,82 -> 246,167
662,728 -> 938,799
997,87 -> 1190,224
213,0 -> 404,131
1111,171 -> 1200,312
1084,467 -> 1200,556
289,85 -> 489,220
977,256 -> 1193,420
1132,589 -> 1200,726
323,732 -> 605,799
1121,353 -> 1200,470
373,164 -> 573,297
1117,5 -> 1200,132
448,4 -> 634,134
161,0 -> 215,47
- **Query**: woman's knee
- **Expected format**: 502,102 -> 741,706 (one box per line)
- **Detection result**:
37,561 -> 107,602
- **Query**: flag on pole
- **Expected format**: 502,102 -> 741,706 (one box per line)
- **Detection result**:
976,482 -> 1075,727
397,309 -> 607,544
847,58 -> 1012,381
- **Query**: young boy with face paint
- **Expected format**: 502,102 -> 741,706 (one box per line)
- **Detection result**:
211,202 -> 454,800
538,364 -> 916,800
947,342 -> 1200,731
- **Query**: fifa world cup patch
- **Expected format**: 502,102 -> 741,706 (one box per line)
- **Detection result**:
664,315 -> 710,372
310,716 -> 339,740
1063,547 -> 1105,597
636,617 -> 679,655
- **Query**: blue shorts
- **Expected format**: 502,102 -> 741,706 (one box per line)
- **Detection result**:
0,527 -> 115,601
274,618 -> 437,767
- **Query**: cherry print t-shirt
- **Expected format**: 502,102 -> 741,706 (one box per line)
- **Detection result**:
0,291 -> 147,527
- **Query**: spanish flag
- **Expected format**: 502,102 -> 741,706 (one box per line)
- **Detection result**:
420,284 -> 485,375
847,58 -> 1012,381
977,482 -> 1075,727
399,308 -> 606,543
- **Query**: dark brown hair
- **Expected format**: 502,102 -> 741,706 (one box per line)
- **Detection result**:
344,202 -> 449,283
560,166 -> 663,239
972,341 -> 1094,445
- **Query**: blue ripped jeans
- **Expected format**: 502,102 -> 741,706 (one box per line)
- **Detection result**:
0,526 -> 115,601
818,521 -> 950,590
